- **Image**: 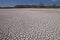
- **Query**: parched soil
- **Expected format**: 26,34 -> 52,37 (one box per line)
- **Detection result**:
0,8 -> 60,40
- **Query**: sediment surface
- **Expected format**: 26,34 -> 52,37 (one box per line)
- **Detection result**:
0,8 -> 60,40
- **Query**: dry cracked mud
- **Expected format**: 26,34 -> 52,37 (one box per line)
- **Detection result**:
0,8 -> 60,40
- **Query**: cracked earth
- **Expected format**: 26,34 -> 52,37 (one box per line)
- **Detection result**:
0,8 -> 60,40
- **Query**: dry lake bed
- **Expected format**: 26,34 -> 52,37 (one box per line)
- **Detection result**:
0,8 -> 60,40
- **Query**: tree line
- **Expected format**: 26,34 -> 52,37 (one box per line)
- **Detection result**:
0,4 -> 60,8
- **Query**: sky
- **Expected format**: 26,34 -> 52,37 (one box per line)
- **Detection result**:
0,0 -> 60,7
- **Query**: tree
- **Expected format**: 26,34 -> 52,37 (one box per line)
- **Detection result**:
53,4 -> 56,8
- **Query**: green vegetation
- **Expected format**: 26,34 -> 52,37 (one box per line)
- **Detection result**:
0,4 -> 60,8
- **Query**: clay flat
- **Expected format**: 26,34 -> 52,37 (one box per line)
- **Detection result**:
0,8 -> 60,40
